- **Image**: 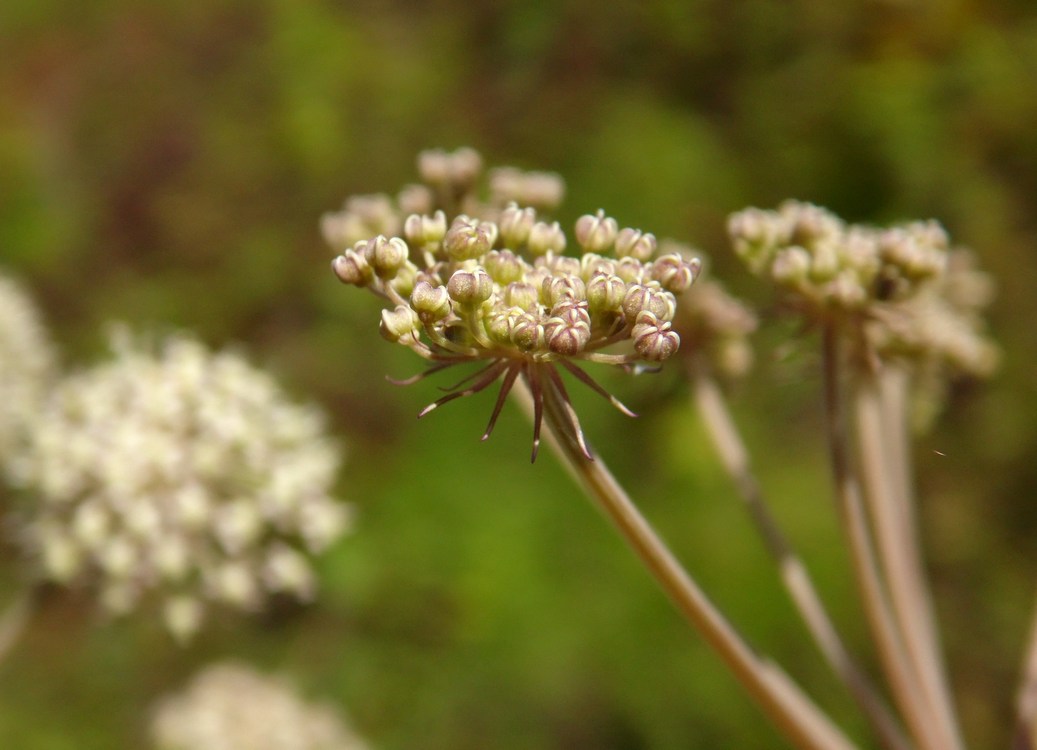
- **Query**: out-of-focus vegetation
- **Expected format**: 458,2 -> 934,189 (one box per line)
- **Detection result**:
1,1 -> 1036,747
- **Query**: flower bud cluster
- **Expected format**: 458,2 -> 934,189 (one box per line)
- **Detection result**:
729,201 -> 947,313
0,270 -> 58,483
150,662 -> 368,750
869,249 -> 999,378
729,201 -> 997,379
321,148 -> 566,256
332,205 -> 701,366
18,329 -> 351,642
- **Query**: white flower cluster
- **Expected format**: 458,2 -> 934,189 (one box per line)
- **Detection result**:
19,328 -> 350,641
728,200 -> 947,312
0,270 -> 58,482
150,662 -> 368,750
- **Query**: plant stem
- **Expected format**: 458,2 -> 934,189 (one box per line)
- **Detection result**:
852,365 -> 964,750
1013,588 -> 1037,750
689,358 -> 911,750
524,370 -> 860,750
0,588 -> 33,668
820,325 -> 944,750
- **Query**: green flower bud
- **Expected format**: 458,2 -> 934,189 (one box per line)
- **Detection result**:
379,305 -> 421,344
586,273 -> 627,313
510,311 -> 544,351
388,260 -> 419,298
632,311 -> 680,361
410,280 -> 452,321
527,221 -> 567,256
484,249 -> 525,285
447,267 -> 493,305
444,216 -> 496,261
575,210 -> 618,253
503,281 -> 540,311
614,227 -> 656,261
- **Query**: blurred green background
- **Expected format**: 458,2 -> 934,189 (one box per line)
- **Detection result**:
2,0 -> 1036,747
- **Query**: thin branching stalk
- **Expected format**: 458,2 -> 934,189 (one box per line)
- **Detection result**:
0,589 -> 33,668
852,365 -> 965,750
1012,589 -> 1037,750
689,357 -> 912,750
518,371 -> 860,750
821,325 -> 945,750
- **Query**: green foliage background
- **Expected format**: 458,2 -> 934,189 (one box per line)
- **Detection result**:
2,0 -> 1036,747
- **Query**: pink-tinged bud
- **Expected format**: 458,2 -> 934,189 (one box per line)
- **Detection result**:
649,253 -> 700,293
622,284 -> 677,323
632,311 -> 680,361
545,309 -> 591,355
410,280 -> 452,321
575,210 -> 619,253
527,221 -> 567,257
615,257 -> 647,284
615,228 -> 657,261
331,248 -> 373,286
447,268 -> 493,305
542,274 -> 586,307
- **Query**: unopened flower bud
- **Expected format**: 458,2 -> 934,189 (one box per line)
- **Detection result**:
444,216 -> 496,261
615,228 -> 657,261
771,246 -> 811,284
586,273 -> 628,313
545,305 -> 592,355
484,249 -> 525,285
398,183 -> 435,215
331,248 -> 373,286
404,211 -> 447,249
542,274 -> 587,307
499,203 -> 537,247
623,284 -> 677,323
510,311 -> 544,351
410,280 -> 452,321
447,268 -> 493,305
575,210 -> 619,253
632,312 -> 680,361
503,282 -> 539,311
649,253 -> 700,293
615,257 -> 647,284
379,305 -> 421,343
527,221 -> 567,256
580,253 -> 616,281
364,235 -> 409,279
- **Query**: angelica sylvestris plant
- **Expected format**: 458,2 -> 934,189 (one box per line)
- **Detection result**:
326,148 -> 700,461
16,327 -> 352,643
150,661 -> 369,750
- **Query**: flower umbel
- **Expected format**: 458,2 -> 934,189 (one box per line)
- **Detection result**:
150,661 -> 368,750
18,328 -> 351,642
326,152 -> 700,461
